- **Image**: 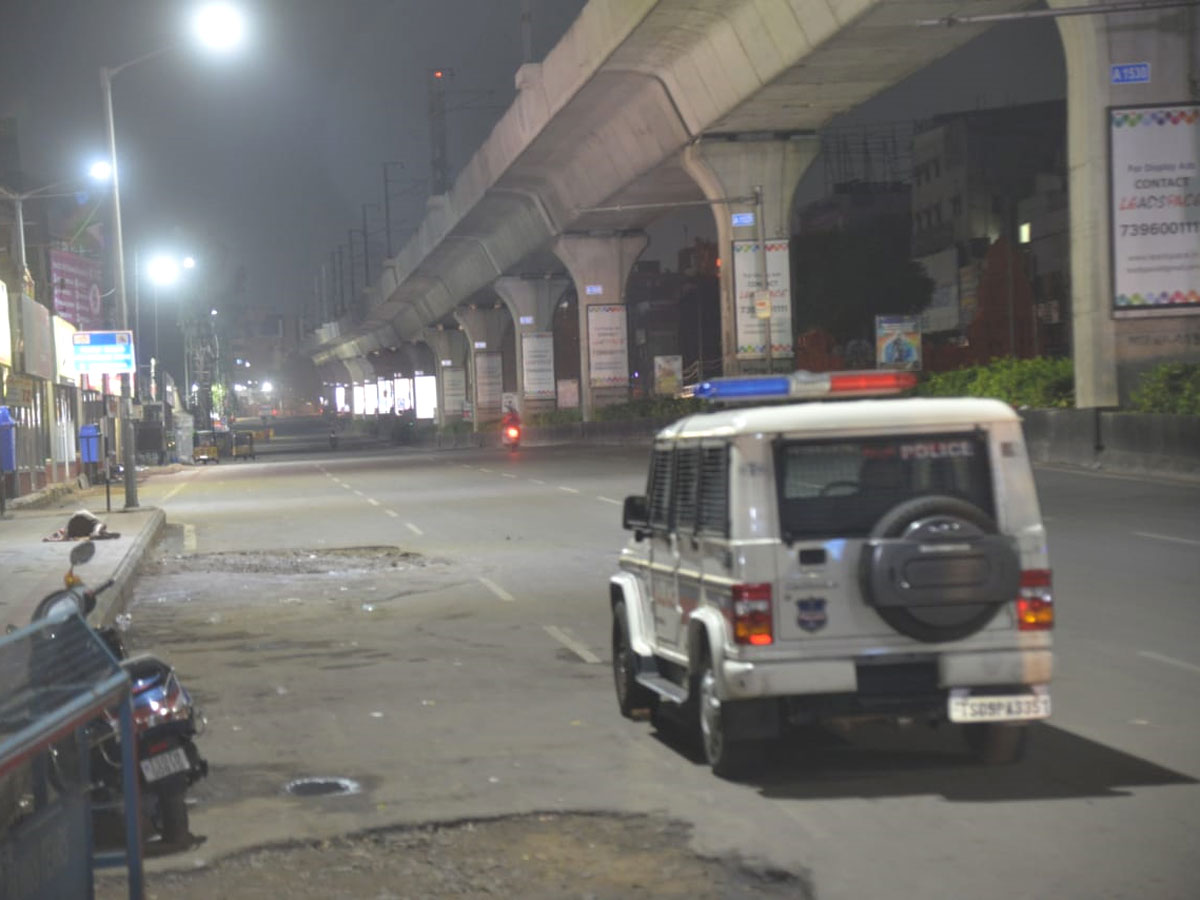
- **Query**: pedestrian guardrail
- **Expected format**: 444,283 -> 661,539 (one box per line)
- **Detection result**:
0,615 -> 143,899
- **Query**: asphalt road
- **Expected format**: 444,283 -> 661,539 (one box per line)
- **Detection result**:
120,425 -> 1200,899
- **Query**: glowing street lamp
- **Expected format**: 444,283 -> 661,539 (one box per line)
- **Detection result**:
100,2 -> 246,507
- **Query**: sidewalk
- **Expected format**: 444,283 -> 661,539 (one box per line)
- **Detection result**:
0,474 -> 168,636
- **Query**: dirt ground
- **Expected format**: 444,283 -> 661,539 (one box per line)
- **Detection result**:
95,811 -> 810,899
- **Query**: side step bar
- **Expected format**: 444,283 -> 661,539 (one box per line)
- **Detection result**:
635,671 -> 689,705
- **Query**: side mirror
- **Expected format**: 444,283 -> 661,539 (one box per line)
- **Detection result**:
70,540 -> 96,567
622,495 -> 649,540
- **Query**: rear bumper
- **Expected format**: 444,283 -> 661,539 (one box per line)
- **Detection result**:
720,649 -> 1053,701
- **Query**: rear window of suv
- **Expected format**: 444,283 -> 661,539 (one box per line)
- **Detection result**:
775,432 -> 995,541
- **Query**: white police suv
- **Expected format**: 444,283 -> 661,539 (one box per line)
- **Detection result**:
611,370 -> 1053,777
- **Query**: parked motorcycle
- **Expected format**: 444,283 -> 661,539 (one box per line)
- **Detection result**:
36,541 -> 208,849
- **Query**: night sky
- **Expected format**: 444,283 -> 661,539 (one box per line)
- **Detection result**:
1,1 -> 1065,335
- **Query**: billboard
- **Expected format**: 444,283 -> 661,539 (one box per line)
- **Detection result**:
876,315 -> 922,371
474,350 -> 502,419
521,332 -> 555,399
0,280 -> 11,367
732,239 -> 792,359
49,249 -> 105,330
1110,103 -> 1200,317
586,305 -> 628,387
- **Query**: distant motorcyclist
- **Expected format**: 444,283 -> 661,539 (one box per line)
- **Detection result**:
501,404 -> 521,431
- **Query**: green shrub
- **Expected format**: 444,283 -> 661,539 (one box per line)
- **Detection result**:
917,357 -> 1074,408
1129,362 -> 1200,415
529,409 -> 583,427
592,396 -> 706,422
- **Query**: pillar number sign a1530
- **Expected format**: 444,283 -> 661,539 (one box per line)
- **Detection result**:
72,331 -> 136,375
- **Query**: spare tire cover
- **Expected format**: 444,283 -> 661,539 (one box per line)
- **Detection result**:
859,495 -> 1017,644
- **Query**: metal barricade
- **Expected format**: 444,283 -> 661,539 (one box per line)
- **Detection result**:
0,615 -> 143,900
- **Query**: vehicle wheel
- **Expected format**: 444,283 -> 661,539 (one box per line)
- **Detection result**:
693,650 -> 759,779
157,788 -> 190,847
963,723 -> 1028,765
612,602 -> 653,718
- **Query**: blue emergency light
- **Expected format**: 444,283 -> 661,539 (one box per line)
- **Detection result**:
694,370 -> 916,402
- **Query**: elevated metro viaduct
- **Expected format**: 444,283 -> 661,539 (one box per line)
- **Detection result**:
306,0 -> 1200,427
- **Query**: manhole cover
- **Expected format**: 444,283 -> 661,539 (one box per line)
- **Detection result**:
284,777 -> 361,797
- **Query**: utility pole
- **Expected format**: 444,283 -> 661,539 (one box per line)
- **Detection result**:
347,230 -> 357,308
335,245 -> 345,317
361,203 -> 378,287
382,162 -> 402,258
520,0 -> 534,63
428,68 -> 450,195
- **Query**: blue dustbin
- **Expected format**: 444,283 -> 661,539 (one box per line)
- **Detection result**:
80,423 -> 102,464
0,406 -> 15,473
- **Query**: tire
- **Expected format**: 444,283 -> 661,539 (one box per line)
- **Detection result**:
861,495 -> 1008,644
693,649 -> 759,779
157,787 -> 190,847
612,602 -> 653,718
963,723 -> 1028,765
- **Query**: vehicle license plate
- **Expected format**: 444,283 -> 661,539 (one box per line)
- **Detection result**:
140,747 -> 190,782
948,690 -> 1051,723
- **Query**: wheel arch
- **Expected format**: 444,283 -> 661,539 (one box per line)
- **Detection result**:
610,574 -> 654,657
685,607 -> 727,685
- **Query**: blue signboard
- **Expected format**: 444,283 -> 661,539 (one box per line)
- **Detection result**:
72,330 -> 136,375
731,212 -> 756,227
1111,63 -> 1150,85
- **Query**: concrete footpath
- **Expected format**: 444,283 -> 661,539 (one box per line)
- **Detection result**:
0,475 -> 168,637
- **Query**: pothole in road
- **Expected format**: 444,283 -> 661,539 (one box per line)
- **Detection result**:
145,546 -> 427,576
283,777 -> 362,797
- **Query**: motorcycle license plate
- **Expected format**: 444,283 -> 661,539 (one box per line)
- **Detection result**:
948,689 -> 1051,723
140,747 -> 190,782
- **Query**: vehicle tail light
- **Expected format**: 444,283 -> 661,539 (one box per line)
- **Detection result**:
506,426 -> 519,439
1016,569 -> 1054,631
732,583 -> 773,646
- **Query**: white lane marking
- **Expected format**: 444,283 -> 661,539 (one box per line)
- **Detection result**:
162,483 -> 187,503
183,524 -> 197,554
1134,531 -> 1200,547
478,577 -> 514,602
543,625 -> 600,664
1138,651 -> 1200,676
502,473 -> 517,479
597,496 -> 621,505
530,479 -> 546,485
460,464 -> 472,469
385,510 -> 399,518
558,486 -> 580,494
479,467 -> 493,473
367,498 -> 381,506
353,489 -> 365,497
405,522 -> 424,535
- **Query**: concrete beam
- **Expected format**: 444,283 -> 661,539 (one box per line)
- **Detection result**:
553,232 -> 648,421
453,304 -> 511,427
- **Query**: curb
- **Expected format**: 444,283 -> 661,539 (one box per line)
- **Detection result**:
94,507 -> 167,627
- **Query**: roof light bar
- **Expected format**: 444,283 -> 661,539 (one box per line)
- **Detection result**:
693,369 -> 917,402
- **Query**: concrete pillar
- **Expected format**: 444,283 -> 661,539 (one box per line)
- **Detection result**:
453,303 -> 510,428
1053,2 -> 1198,407
553,232 -> 648,421
420,327 -> 469,428
493,276 -> 569,416
681,137 -> 819,375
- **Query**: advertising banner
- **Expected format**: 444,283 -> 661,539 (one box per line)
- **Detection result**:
654,355 -> 683,395
53,316 -> 78,383
22,294 -> 54,380
0,280 -> 11,367
586,305 -> 628,387
474,350 -> 503,419
521,331 -> 555,399
875,315 -> 922,371
49,249 -> 105,330
557,378 -> 579,409
1110,103 -> 1200,317
732,239 -> 793,359
441,367 -> 466,416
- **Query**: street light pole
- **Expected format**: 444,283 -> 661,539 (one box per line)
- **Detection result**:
100,62 -> 141,509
